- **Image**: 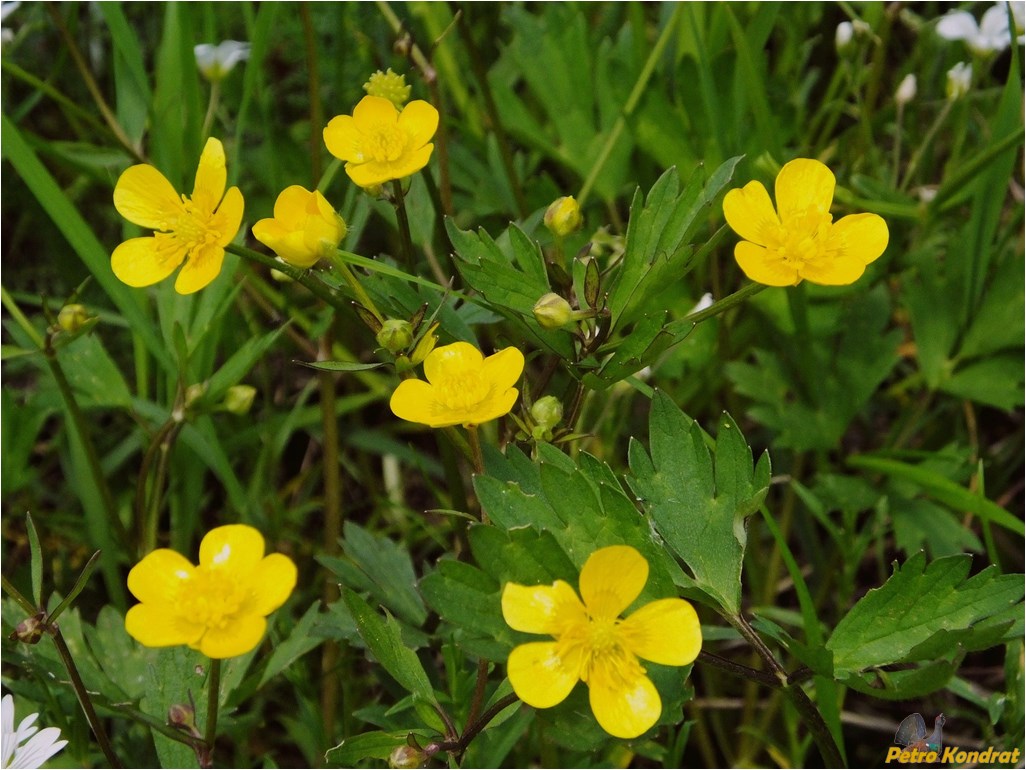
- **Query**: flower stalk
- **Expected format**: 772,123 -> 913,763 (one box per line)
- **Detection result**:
201,658 -> 222,768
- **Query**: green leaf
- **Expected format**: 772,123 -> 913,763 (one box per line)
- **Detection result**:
343,589 -> 438,706
325,730 -> 430,767
846,454 -> 1023,535
626,391 -> 770,613
54,332 -> 133,409
336,522 -> 427,627
202,325 -> 287,405
259,602 -> 324,687
419,558 -> 514,660
25,513 -> 42,608
826,553 -> 1025,677
142,646 -> 210,769
295,359 -> 388,373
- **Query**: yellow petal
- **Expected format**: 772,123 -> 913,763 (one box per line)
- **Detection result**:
464,387 -> 519,427
199,524 -> 266,573
192,137 -> 228,214
587,668 -> 661,739
251,218 -> 289,249
211,186 -> 245,248
249,554 -> 298,615
113,165 -> 183,230
482,347 -> 526,391
111,237 -> 184,287
399,100 -> 439,149
620,598 -> 702,666
125,603 -> 204,648
826,213 -> 889,266
799,255 -> 868,286
501,580 -> 586,635
507,642 -> 581,708
722,181 -> 779,246
389,378 -> 440,426
579,545 -> 648,620
353,95 -> 399,126
734,241 -> 800,287
174,243 -> 225,294
198,614 -> 267,659
272,185 -> 314,224
774,158 -> 835,225
127,549 -> 196,604
423,342 -> 484,384
387,143 -> 435,180
345,159 -> 403,188
324,115 -> 361,162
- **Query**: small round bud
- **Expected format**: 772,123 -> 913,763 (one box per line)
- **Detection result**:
10,613 -> 46,645
222,385 -> 256,415
533,293 -> 574,330
544,196 -> 583,237
531,396 -> 564,431
168,703 -> 199,733
946,62 -> 972,101
388,745 -> 427,769
363,68 -> 413,108
58,304 -> 91,333
895,73 -> 917,106
377,320 -> 415,354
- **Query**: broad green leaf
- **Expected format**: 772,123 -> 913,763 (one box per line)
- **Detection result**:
142,646 -> 210,769
325,730 -> 431,767
297,360 -> 388,373
626,391 -> 770,613
55,332 -> 133,409
343,589 -> 438,706
336,522 -> 427,627
259,602 -> 324,687
827,552 -> 1025,676
419,558 -> 514,660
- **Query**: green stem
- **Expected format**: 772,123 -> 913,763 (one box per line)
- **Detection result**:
391,180 -> 416,269
204,658 -> 222,761
200,79 -> 221,140
900,100 -> 952,191
427,694 -> 520,757
678,283 -> 767,327
466,425 -> 484,476
577,4 -> 681,206
463,659 -> 490,736
301,2 -> 324,184
324,251 -> 384,323
52,628 -> 122,768
0,575 -> 37,615
143,419 -> 185,556
226,243 -> 346,312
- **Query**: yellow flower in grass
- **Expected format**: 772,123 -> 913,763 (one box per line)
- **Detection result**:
112,138 -> 244,294
723,158 -> 889,287
502,545 -> 701,739
390,341 -> 524,428
125,525 -> 296,659
252,186 -> 347,268
323,95 -> 438,187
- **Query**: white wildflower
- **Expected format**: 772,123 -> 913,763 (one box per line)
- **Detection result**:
1,695 -> 68,770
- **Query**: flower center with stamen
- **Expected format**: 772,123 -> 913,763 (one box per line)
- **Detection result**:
435,372 -> 491,413
364,123 -> 406,163
178,568 -> 247,630
767,208 -> 833,267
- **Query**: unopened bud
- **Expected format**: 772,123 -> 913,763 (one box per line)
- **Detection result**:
377,320 -> 415,354
364,68 -> 412,107
533,293 -> 574,330
946,62 -> 972,101
388,745 -> 426,769
544,196 -> 582,237
185,383 -> 208,409
223,385 -> 256,415
57,304 -> 91,333
531,396 -> 563,432
835,21 -> 855,54
168,703 -> 199,733
410,323 -> 439,366
895,73 -> 917,106
10,613 -> 46,645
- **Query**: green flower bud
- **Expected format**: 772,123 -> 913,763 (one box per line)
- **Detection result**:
533,293 -> 574,330
531,395 -> 564,431
364,68 -> 413,107
167,703 -> 200,736
57,303 -> 91,333
377,320 -> 415,354
185,383 -> 207,409
222,385 -> 256,415
544,196 -> 583,237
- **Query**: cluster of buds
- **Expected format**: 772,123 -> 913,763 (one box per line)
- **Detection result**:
364,68 -> 412,108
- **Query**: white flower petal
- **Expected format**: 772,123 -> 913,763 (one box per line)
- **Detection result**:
936,11 -> 979,41
12,728 -> 67,770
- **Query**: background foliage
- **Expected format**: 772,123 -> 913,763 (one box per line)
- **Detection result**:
2,2 -> 1023,768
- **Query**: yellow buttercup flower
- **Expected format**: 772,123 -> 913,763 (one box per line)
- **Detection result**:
125,525 -> 297,659
502,545 -> 701,739
323,95 -> 439,188
252,185 -> 347,268
723,158 -> 889,287
389,341 -> 524,428
112,137 -> 244,294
